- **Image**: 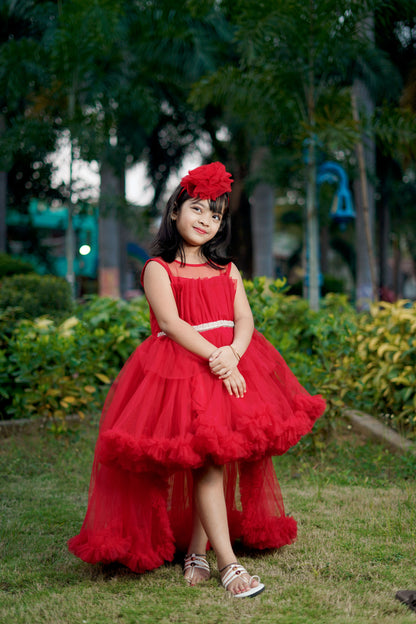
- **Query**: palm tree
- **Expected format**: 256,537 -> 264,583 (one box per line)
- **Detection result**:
0,0 -> 57,253
48,0 -> 233,295
191,0 -> 387,307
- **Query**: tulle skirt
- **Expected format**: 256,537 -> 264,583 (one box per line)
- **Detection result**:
68,327 -> 325,572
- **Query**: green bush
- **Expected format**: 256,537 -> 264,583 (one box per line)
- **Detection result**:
2,282 -> 416,441
246,286 -> 416,440
244,279 -> 361,447
245,277 -> 317,384
0,253 -> 35,278
73,295 -> 151,377
0,295 -> 150,430
0,274 -> 73,320
351,300 -> 416,438
1,317 -> 101,430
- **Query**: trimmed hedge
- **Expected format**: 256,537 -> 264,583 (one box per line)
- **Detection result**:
352,300 -> 416,435
0,281 -> 415,441
0,253 -> 35,278
0,296 -> 150,431
0,274 -> 73,320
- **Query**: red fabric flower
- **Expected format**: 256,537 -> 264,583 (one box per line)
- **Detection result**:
180,162 -> 233,200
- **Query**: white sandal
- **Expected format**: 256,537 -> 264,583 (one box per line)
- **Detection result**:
220,562 -> 265,598
183,553 -> 210,585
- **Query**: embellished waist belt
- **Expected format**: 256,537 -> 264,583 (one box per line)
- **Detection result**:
157,319 -> 234,338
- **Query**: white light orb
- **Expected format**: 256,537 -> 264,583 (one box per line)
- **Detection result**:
79,244 -> 91,256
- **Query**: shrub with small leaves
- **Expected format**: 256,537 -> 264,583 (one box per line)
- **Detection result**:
245,280 -> 359,447
352,300 -> 416,438
0,253 -> 35,278
0,295 -> 151,430
2,282 -> 415,441
0,273 -> 73,320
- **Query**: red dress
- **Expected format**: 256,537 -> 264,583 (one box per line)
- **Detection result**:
68,259 -> 325,573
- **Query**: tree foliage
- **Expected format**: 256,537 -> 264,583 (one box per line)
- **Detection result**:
1,0 -> 415,287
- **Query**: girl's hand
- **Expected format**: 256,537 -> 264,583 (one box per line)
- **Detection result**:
222,368 -> 246,398
209,346 -> 239,378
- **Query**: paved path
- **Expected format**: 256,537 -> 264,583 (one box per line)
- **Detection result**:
344,408 -> 416,455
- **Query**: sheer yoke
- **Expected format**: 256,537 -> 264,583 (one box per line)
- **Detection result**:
68,258 -> 325,572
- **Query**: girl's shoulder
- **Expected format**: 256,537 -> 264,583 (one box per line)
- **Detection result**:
228,262 -> 244,281
140,257 -> 173,286
228,262 -> 239,274
141,258 -> 237,285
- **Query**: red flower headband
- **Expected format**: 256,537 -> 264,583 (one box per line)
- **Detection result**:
179,161 -> 233,200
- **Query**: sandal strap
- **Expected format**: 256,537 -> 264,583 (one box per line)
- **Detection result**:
219,561 -> 238,574
221,563 -> 254,591
184,553 -> 210,573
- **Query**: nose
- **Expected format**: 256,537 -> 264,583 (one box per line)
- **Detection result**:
198,213 -> 209,226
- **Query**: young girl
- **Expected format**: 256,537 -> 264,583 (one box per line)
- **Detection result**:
68,161 -> 326,598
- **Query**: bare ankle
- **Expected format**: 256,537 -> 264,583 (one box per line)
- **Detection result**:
216,551 -> 238,572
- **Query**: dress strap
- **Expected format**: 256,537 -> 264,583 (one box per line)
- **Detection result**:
226,262 -> 233,276
140,258 -> 173,286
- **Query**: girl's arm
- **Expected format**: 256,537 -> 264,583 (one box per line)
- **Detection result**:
209,263 -> 254,376
229,262 -> 255,356
142,260 -> 217,360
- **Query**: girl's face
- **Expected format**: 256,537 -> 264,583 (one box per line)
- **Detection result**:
172,197 -> 223,252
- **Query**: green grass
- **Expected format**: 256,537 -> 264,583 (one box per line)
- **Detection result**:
1,418 -> 416,624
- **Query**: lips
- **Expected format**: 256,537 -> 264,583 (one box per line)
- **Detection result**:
194,227 -> 207,234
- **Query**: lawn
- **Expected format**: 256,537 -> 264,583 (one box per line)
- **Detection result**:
1,416 -> 415,624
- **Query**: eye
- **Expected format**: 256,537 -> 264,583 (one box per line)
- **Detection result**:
213,213 -> 222,222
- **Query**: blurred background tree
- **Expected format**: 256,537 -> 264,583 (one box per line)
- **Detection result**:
0,0 -> 62,263
191,0 -> 416,308
373,0 -> 416,300
0,0 -> 415,304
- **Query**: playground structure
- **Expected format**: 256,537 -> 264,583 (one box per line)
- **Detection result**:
304,160 -> 356,300
6,199 -> 149,293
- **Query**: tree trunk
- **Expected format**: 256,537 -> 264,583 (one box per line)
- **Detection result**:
392,234 -> 402,299
228,163 -> 252,278
305,140 -> 320,311
352,79 -> 377,309
99,158 -> 124,297
0,114 -> 7,253
352,15 -> 377,309
249,147 -> 274,277
378,195 -> 391,298
119,220 -> 130,297
0,172 -> 6,254
65,137 -> 76,296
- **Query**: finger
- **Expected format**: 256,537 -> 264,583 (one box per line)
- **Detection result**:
219,370 -> 233,380
227,378 -> 240,398
209,356 -> 221,367
223,379 -> 233,396
209,362 -> 226,373
238,378 -> 246,394
209,351 -> 221,362
236,383 -> 244,398
225,378 -> 239,397
210,358 -> 226,370
234,376 -> 246,397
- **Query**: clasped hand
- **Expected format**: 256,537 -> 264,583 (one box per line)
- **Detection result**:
209,346 -> 246,398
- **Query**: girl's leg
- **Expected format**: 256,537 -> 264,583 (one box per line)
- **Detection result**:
183,513 -> 210,586
191,463 -> 259,595
187,510 -> 209,555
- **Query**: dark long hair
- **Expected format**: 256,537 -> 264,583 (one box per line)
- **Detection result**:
151,184 -> 232,268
